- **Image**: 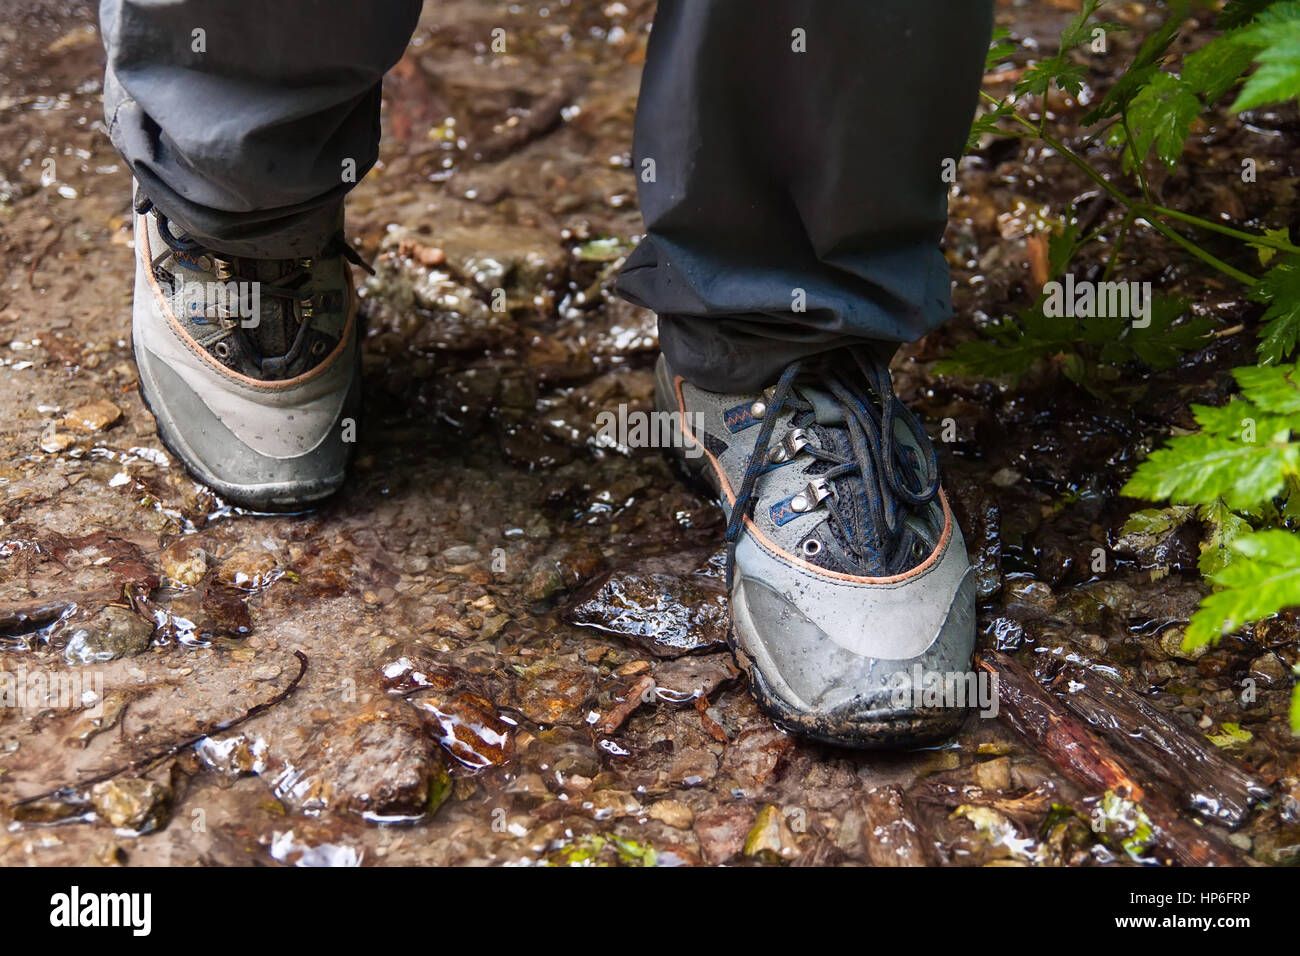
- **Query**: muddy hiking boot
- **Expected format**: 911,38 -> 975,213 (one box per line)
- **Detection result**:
130,187 -> 370,510
656,349 -> 977,748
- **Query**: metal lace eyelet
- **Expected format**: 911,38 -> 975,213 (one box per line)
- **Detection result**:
750,386 -> 777,421
801,538 -> 822,557
310,340 -> 327,357
213,340 -> 232,360
790,477 -> 831,513
768,427 -> 809,464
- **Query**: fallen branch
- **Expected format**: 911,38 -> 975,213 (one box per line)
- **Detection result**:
10,650 -> 308,808
1046,661 -> 1268,829
977,650 -> 1244,866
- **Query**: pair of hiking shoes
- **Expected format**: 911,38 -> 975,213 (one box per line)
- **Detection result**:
129,197 -> 975,749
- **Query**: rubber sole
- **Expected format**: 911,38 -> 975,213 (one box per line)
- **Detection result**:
133,343 -> 353,513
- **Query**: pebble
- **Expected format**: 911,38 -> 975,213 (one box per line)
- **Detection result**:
63,399 -> 122,433
647,798 -> 694,829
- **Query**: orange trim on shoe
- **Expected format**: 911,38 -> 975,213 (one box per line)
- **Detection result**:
136,213 -> 357,392
673,374 -> 953,585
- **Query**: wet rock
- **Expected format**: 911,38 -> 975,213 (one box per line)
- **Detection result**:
1159,625 -> 1207,661
1252,822 -> 1300,865
694,804 -> 753,865
983,616 -> 1026,651
39,422 -> 74,453
1061,581 -> 1136,627
406,687 -> 514,769
381,649 -> 515,768
668,746 -> 719,787
651,654 -> 741,703
9,795 -> 89,825
743,803 -> 800,863
563,569 -> 729,658
949,487 -> 1002,600
1247,653 -> 1288,687
216,547 -> 281,590
90,777 -> 172,832
159,540 -> 208,587
63,399 -> 122,433
440,544 -> 482,565
584,789 -> 642,820
648,798 -> 694,829
1032,528 -> 1083,586
267,828 -> 363,867
200,585 -> 253,638
523,544 -> 607,602
197,734 -> 268,777
515,661 -> 599,726
524,729 -> 601,780
1004,579 -> 1056,614
1113,506 -> 1199,575
951,804 -> 1031,862
719,726 -> 795,790
971,756 -> 1013,792
63,606 -> 154,664
276,700 -> 450,819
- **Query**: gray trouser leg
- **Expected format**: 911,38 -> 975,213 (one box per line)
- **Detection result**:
99,0 -> 421,258
616,0 -> 994,392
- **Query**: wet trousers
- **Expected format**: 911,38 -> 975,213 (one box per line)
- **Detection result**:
100,0 -> 993,391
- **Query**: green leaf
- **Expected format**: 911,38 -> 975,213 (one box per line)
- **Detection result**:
1187,397 -> 1288,439
1016,54 -> 1087,99
1083,11 -> 1184,123
1248,226 -> 1293,265
1234,361 -> 1300,412
932,320 -> 1061,381
1198,498 -> 1254,575
1206,721 -> 1254,747
1123,72 -> 1201,169
985,27 -> 1018,72
1253,254 -> 1300,363
1060,0 -> 1105,49
967,100 -> 1016,151
1219,0 -> 1288,31
1182,31 -> 1263,103
1121,506 -> 1194,538
1121,430 -> 1300,510
1124,296 -> 1213,368
1187,528 -> 1300,646
1229,1 -> 1300,110
1290,683 -> 1300,734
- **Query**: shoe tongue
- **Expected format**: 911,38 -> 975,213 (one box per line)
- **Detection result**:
793,384 -> 847,426
235,257 -> 298,358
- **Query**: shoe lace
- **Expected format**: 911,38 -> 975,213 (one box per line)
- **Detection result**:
723,347 -> 940,586
135,192 -> 373,377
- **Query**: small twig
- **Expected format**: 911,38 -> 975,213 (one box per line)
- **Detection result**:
10,650 -> 308,808
28,227 -> 63,287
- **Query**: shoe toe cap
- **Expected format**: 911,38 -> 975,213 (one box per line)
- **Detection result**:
730,569 -> 978,747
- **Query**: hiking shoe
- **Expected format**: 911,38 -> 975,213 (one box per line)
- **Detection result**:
656,349 -> 976,748
130,188 -> 367,510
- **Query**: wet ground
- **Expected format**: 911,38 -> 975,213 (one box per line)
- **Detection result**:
1,0 -> 1297,866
